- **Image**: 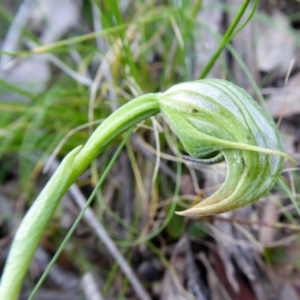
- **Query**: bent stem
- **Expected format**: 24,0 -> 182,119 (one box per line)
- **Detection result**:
28,129 -> 134,300
0,94 -> 160,300
0,79 -> 293,300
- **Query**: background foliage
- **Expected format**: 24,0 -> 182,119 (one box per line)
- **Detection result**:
1,0 -> 300,299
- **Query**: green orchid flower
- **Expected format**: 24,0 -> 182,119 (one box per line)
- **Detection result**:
159,79 -> 292,216
0,79 -> 294,300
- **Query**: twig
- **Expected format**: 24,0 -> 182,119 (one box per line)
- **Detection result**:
81,272 -> 104,300
4,43 -> 95,87
208,215 -> 300,232
276,59 -> 295,127
0,0 -> 33,69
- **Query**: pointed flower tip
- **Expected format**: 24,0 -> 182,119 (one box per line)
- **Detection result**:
175,206 -> 228,217
175,210 -> 185,216
175,210 -> 199,217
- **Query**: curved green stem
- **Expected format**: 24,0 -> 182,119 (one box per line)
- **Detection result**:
0,78 -> 291,299
28,129 -> 134,300
0,94 -> 160,300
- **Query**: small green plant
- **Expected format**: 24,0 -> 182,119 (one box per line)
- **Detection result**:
1,1 -> 295,299
0,78 -> 295,300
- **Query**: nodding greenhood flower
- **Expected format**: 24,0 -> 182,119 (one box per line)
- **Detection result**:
0,79 -> 295,300
158,79 -> 294,216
